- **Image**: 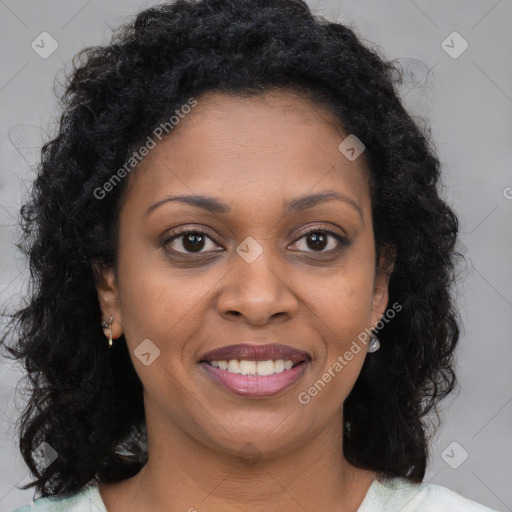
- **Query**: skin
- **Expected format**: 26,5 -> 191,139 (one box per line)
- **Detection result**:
96,89 -> 395,512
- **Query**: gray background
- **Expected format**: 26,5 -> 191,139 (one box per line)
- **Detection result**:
0,0 -> 511,511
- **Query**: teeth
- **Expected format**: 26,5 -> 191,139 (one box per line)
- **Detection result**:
207,359 -> 297,375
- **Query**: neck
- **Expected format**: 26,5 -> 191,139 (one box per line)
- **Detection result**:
100,409 -> 377,512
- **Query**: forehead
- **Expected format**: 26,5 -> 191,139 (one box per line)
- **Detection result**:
120,89 -> 371,216
167,89 -> 349,146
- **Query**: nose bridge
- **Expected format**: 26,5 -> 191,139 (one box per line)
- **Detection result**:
217,236 -> 297,323
238,242 -> 280,290
235,236 -> 283,299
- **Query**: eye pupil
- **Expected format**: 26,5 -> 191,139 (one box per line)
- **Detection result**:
307,232 -> 328,251
183,233 -> 205,252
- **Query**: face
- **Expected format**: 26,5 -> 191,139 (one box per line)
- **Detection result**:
96,90 -> 393,460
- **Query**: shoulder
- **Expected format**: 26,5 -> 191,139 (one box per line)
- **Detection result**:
360,476 -> 499,512
10,484 -> 107,512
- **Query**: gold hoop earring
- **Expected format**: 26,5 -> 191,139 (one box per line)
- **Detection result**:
100,316 -> 114,348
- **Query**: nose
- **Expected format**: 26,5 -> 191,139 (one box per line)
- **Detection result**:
216,248 -> 299,326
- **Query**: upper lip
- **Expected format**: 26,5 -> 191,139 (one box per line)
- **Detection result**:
199,343 -> 311,364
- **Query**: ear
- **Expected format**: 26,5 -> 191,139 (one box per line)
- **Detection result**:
92,260 -> 123,340
370,244 -> 396,329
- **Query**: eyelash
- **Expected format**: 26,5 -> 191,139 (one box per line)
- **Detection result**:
162,225 -> 348,256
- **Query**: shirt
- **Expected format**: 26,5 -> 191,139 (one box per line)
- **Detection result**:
11,475 -> 499,511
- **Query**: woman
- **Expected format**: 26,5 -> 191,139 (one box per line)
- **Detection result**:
1,0 -> 498,510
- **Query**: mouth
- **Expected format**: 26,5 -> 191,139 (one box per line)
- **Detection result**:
200,342 -> 311,365
197,343 -> 311,398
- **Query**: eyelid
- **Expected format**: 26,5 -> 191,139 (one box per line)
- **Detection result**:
292,223 -> 347,242
165,225 -> 221,242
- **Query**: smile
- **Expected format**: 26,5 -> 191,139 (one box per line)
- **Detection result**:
198,359 -> 310,398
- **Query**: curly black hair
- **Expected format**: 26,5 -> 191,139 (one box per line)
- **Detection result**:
1,0 -> 461,498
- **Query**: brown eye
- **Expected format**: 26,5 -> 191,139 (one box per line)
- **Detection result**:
290,228 -> 347,253
164,229 -> 222,254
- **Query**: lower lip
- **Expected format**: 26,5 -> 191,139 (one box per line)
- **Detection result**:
199,361 -> 310,398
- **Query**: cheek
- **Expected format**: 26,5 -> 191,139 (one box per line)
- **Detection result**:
115,235 -> 179,346
300,274 -> 372,408
116,242 -> 218,353
317,289 -> 372,378
302,254 -> 375,369
115,250 -> 204,400
311,264 -> 375,333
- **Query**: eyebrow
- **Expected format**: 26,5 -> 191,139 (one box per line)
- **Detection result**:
144,191 -> 363,220
283,191 -> 363,220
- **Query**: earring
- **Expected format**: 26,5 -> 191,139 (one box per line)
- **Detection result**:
100,316 -> 114,348
368,331 -> 380,353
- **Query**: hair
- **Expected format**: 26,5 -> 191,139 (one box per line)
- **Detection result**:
1,0 -> 461,498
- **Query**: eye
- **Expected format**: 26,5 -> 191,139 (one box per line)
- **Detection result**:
163,225 -> 348,256
289,227 -> 348,253
163,228 -> 223,254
